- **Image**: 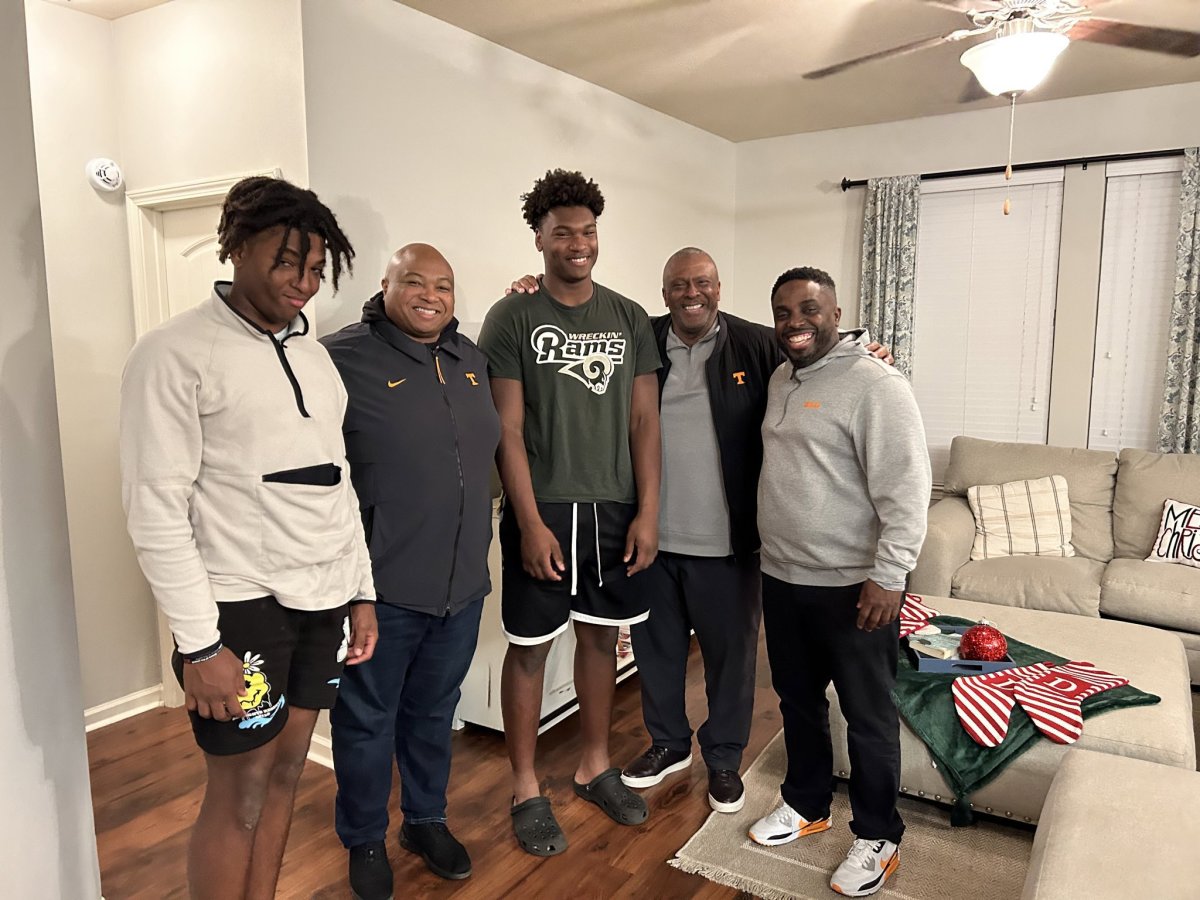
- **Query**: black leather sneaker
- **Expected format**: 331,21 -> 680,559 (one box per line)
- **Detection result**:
348,840 -> 393,900
707,768 -> 746,813
400,821 -> 472,880
620,745 -> 693,789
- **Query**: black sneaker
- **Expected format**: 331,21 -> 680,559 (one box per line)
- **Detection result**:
400,821 -> 472,881
348,841 -> 393,900
620,745 -> 693,789
707,769 -> 745,813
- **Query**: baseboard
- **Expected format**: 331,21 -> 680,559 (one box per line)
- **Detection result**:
84,684 -> 164,732
308,732 -> 334,771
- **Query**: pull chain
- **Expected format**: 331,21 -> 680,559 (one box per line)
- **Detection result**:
1003,93 -> 1016,216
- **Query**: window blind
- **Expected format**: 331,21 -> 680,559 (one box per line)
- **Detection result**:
912,171 -> 1064,480
1087,160 -> 1183,452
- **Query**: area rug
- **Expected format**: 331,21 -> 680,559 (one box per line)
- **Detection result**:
670,731 -> 1033,900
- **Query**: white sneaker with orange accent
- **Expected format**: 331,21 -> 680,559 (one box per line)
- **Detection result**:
830,838 -> 899,897
747,801 -> 831,846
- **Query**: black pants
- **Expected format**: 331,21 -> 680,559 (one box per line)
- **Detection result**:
761,575 -> 904,845
630,551 -> 761,771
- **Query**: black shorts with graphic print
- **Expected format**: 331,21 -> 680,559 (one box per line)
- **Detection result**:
171,595 -> 350,756
499,500 -> 651,645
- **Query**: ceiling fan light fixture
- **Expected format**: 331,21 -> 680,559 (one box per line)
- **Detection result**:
960,31 -> 1069,96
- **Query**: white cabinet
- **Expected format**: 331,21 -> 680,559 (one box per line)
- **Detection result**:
454,506 -> 637,733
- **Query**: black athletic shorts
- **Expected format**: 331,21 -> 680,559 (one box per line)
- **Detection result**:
171,595 -> 350,756
499,500 -> 651,645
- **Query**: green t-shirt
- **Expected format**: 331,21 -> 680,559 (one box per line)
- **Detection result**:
479,281 -> 661,504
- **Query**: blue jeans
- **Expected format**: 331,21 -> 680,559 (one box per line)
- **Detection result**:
331,598 -> 483,847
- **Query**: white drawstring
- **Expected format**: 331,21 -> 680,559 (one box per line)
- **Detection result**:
570,503 -> 579,597
593,503 -> 604,587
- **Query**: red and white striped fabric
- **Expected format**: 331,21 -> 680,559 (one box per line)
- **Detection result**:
899,593 -> 940,639
951,663 -> 1054,748
1013,661 -> 1128,745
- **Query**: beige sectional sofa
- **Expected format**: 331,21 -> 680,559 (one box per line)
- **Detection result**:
1022,748 -> 1200,899
909,436 -> 1200,682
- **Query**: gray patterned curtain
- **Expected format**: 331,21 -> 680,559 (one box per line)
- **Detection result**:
1158,148 -> 1200,454
859,174 -> 921,378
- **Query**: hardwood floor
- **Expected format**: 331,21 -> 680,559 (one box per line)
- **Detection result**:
89,635 -> 780,899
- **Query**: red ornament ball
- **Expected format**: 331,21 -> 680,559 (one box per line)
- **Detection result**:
959,624 -> 1008,662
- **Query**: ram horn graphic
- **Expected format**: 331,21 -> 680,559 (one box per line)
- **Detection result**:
567,352 -> 615,395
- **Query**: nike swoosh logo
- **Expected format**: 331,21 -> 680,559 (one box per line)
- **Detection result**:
387,379 -> 406,388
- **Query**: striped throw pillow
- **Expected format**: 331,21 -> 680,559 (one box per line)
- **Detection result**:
966,475 -> 1075,560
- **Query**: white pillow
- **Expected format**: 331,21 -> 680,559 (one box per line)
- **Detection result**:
966,474 -> 1075,561
1147,498 -> 1200,568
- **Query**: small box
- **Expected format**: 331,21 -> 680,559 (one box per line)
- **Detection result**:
905,625 -> 1017,675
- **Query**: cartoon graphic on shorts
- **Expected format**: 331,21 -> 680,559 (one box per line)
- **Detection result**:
237,651 -> 285,730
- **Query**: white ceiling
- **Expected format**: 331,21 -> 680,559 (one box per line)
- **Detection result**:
398,0 -> 1200,141
38,0 -> 1200,139
41,0 -> 170,20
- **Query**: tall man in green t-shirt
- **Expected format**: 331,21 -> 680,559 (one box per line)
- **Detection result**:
478,169 -> 662,855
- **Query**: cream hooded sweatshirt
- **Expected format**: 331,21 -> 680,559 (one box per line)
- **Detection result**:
120,285 -> 374,654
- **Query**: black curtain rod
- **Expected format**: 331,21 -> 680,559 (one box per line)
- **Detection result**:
839,148 -> 1185,192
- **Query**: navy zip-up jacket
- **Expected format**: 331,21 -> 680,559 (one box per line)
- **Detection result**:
652,311 -> 780,559
322,294 -> 500,616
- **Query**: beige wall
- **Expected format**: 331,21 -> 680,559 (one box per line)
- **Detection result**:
25,0 -> 158,709
112,0 -> 309,191
299,0 -> 737,336
732,81 -> 1200,327
0,2 -> 101,896
26,0 -> 310,710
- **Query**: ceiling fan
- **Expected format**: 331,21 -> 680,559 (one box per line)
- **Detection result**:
804,0 -> 1200,100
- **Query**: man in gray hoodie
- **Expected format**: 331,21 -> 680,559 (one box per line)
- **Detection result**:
749,267 -> 930,898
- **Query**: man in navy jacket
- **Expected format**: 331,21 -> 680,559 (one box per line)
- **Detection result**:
322,244 -> 500,897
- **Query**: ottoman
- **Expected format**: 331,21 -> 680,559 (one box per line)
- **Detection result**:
826,595 -> 1195,824
1022,748 -> 1200,899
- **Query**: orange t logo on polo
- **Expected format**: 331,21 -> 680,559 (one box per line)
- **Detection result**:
732,371 -> 746,385
804,401 -> 821,409
465,372 -> 479,386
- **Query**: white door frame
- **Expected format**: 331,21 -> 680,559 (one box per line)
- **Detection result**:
124,169 -> 280,706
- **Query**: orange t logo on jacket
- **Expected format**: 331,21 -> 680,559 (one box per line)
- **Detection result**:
465,372 -> 479,386
732,371 -> 746,385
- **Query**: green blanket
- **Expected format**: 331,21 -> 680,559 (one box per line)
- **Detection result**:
893,615 -> 1161,823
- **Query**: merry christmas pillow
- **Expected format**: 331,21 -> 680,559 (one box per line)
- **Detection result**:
967,475 -> 1075,560
1147,499 -> 1200,568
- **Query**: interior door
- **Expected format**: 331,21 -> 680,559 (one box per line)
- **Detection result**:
160,203 -> 230,317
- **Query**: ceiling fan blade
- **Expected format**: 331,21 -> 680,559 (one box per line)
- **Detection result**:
958,73 -> 993,103
1068,17 -> 1200,57
803,32 -> 964,79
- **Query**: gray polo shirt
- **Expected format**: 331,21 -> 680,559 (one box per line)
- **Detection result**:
659,324 -> 733,557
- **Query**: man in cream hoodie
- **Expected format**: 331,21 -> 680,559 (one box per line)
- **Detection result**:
120,176 -> 377,900
750,267 -> 930,898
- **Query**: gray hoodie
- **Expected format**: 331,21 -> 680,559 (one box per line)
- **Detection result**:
757,333 -> 931,591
